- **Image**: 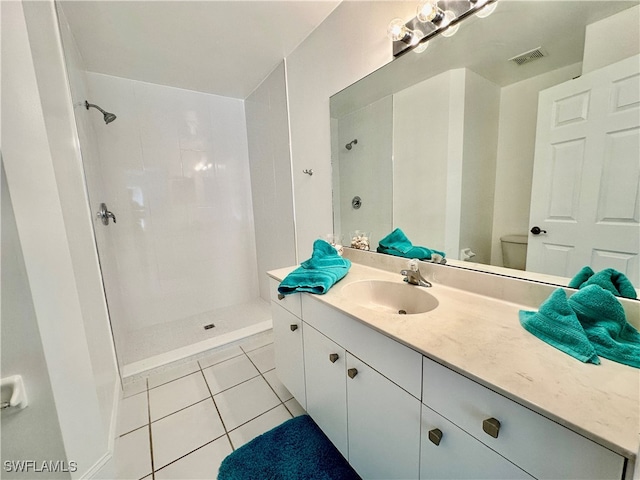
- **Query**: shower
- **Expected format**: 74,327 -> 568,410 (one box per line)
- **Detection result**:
345,139 -> 358,150
85,100 -> 117,124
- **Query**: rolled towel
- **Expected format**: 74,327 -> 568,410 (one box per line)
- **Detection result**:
568,285 -> 640,368
278,240 -> 351,296
519,289 -> 599,364
568,266 -> 637,299
377,228 -> 445,261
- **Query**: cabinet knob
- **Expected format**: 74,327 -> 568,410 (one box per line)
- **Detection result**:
290,324 -> 298,332
277,293 -> 285,300
482,417 -> 501,438
329,353 -> 339,363
428,428 -> 443,446
347,368 -> 358,379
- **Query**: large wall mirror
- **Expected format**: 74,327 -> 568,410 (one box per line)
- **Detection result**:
330,0 -> 640,290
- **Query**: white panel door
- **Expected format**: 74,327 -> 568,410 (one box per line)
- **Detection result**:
528,55 -> 640,284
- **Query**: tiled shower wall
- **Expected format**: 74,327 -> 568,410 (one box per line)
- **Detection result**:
85,72 -> 259,337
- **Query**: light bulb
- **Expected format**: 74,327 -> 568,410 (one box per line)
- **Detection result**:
409,29 -> 424,47
413,39 -> 429,54
416,1 -> 439,23
476,1 -> 498,18
440,10 -> 460,37
387,18 -> 410,42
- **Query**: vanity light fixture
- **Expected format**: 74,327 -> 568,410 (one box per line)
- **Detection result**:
388,0 -> 498,57
470,0 -> 498,18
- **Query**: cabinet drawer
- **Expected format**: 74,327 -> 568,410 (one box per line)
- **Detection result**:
303,295 -> 422,398
421,405 -> 533,480
422,357 -> 625,480
269,277 -> 301,318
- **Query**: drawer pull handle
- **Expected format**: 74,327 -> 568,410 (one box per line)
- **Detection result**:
347,368 -> 358,379
329,353 -> 339,363
428,428 -> 443,446
290,324 -> 298,332
277,293 -> 285,300
482,417 -> 501,438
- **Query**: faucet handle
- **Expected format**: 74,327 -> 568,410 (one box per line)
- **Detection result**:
407,259 -> 419,272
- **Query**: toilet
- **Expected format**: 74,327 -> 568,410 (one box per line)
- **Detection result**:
500,234 -> 528,270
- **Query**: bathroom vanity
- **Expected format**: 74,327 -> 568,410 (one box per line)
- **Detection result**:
268,256 -> 639,480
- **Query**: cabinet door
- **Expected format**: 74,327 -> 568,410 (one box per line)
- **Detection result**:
346,353 -> 420,480
303,324 -> 348,458
272,302 -> 305,407
421,406 -> 533,480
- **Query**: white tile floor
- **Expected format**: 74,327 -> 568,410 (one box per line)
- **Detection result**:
114,332 -> 305,479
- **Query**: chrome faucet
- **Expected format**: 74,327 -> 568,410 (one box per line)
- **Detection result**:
400,267 -> 432,288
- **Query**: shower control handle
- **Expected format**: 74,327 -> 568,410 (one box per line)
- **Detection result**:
97,203 -> 117,226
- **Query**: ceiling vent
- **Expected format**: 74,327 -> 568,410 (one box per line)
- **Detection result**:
509,47 -> 546,66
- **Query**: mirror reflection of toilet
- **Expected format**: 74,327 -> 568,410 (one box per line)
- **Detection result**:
501,235 -> 528,270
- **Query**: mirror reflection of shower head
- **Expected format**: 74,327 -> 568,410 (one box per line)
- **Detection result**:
345,139 -> 358,150
85,100 -> 117,124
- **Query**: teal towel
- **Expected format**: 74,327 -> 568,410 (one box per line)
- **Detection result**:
519,289 -> 600,364
568,285 -> 640,368
568,266 -> 637,299
278,240 -> 351,296
218,415 -> 359,480
377,228 -> 445,261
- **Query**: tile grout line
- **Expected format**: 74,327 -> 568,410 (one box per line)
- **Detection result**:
243,346 -> 294,420
152,434 -> 227,476
146,378 -> 155,480
197,359 -> 236,452
148,350 -> 247,391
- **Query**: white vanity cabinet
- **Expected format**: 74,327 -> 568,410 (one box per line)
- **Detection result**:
422,357 -> 625,480
301,295 -> 422,479
269,275 -> 628,480
270,279 -> 306,407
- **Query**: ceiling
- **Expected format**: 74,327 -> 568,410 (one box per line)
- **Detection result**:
331,0 -> 639,117
59,1 -> 340,99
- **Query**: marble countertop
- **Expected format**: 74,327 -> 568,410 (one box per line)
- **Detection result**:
268,262 -> 639,461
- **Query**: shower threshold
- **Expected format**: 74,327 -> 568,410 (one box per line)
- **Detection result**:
121,319 -> 272,379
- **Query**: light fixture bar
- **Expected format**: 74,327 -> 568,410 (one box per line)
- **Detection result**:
391,0 -> 499,58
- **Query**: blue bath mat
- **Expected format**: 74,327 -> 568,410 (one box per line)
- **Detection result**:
218,414 -> 360,480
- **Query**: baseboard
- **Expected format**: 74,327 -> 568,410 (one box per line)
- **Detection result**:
81,376 -> 120,479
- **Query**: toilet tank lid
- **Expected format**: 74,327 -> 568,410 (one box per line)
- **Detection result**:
501,234 -> 528,244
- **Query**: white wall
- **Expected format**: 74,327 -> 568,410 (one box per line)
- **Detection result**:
285,1 -> 415,260
490,63 -> 581,266
245,62 -> 297,301
459,70 -> 500,265
583,4 -> 640,75
1,1 -> 111,476
394,72 -> 451,251
84,73 -> 258,343
336,96 -> 393,249
33,2 -> 120,443
1,164 -> 69,479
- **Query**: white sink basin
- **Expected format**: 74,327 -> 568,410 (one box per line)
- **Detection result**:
341,280 -> 439,315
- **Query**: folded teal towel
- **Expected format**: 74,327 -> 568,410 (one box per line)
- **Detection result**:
568,285 -> 640,368
377,228 -> 445,261
519,289 -> 599,364
278,240 -> 351,296
568,266 -> 637,299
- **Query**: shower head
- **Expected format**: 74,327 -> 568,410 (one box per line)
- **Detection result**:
85,100 -> 117,124
345,139 -> 358,150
